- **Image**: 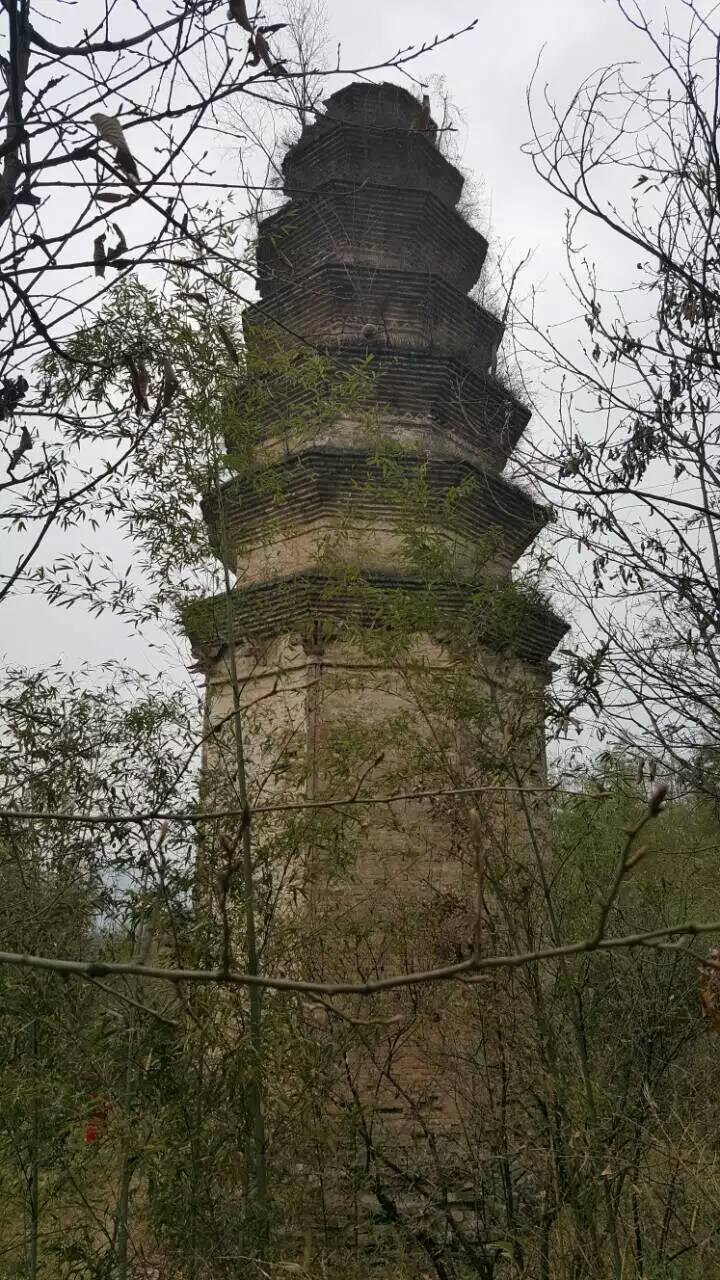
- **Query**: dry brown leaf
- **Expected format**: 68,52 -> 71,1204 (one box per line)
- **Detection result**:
248,28 -> 286,75
91,112 -> 128,150
7,424 -> 32,472
228,0 -> 252,32
107,223 -> 128,262
217,322 -> 239,365
93,234 -> 106,277
115,148 -> 140,183
136,359 -> 150,404
161,357 -> 180,409
91,112 -> 139,183
127,354 -> 150,412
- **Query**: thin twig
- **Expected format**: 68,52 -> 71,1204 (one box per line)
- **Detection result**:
0,783 -> 616,826
0,917 -> 718,997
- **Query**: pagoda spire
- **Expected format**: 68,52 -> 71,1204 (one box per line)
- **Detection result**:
187,81 -> 566,664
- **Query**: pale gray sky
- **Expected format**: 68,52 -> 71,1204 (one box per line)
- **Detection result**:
1,0 -> 649,680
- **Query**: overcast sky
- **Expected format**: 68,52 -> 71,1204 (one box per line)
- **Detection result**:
1,0 -> 651,681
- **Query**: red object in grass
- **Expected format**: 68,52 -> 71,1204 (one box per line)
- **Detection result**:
84,1101 -> 111,1143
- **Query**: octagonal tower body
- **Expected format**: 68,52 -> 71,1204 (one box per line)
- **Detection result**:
185,81 -> 566,1172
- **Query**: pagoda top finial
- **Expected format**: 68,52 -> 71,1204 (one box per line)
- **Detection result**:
320,81 -> 438,141
281,80 -> 459,205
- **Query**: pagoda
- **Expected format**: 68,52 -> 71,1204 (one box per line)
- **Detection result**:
184,77 -> 568,1254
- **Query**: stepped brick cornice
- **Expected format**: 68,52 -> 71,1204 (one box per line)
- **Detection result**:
282,123 -> 463,207
257,184 -> 488,296
245,350 -> 531,472
244,264 -> 502,376
184,572 -> 568,669
203,449 -> 549,570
